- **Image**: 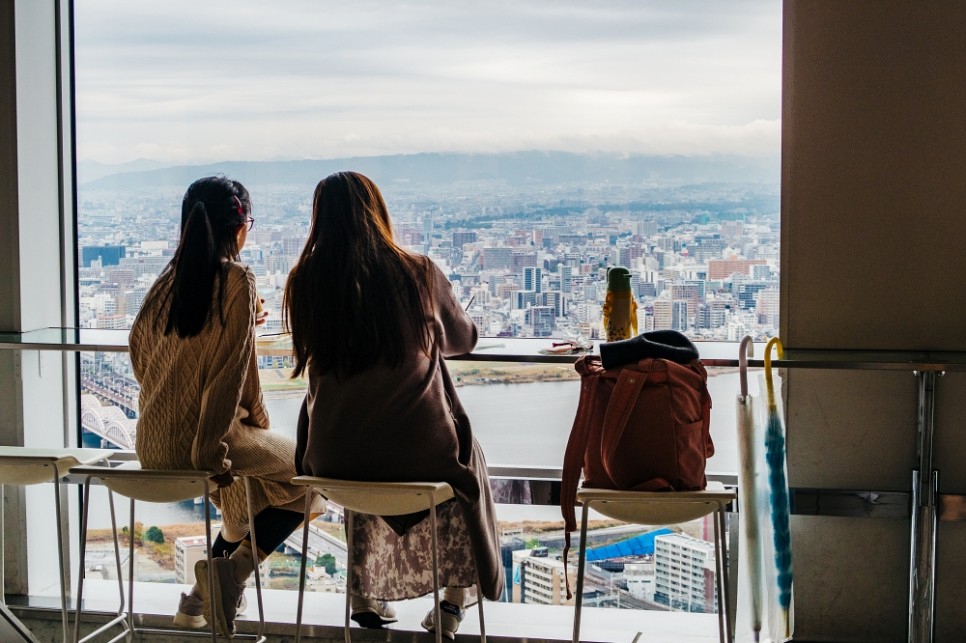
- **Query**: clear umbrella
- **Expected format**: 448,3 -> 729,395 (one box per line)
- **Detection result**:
736,336 -> 763,641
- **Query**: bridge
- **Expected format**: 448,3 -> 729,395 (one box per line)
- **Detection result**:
282,521 -> 348,569
81,394 -> 136,450
82,373 -> 139,418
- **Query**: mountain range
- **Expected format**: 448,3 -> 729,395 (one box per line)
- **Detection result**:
79,151 -> 779,192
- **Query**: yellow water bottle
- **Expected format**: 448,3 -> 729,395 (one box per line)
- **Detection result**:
602,267 -> 637,341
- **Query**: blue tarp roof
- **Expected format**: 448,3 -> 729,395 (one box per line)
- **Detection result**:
585,528 -> 673,561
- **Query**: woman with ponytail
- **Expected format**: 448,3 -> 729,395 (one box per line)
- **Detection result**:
130,176 -> 323,637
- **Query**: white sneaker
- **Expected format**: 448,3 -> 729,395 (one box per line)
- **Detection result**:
173,592 -> 206,629
421,600 -> 464,640
350,595 -> 398,628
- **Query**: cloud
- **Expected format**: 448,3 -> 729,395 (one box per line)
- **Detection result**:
74,0 -> 781,164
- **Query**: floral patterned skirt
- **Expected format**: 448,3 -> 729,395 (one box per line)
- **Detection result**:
349,498 -> 479,600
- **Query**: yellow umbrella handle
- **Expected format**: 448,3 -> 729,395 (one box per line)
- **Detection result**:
765,337 -> 785,408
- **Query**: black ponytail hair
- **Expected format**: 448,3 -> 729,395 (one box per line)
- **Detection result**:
148,176 -> 251,338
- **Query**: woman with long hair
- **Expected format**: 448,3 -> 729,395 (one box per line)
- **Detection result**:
130,176 -> 323,637
286,171 -> 503,637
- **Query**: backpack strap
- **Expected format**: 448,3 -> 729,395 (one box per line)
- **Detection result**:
601,360 -> 653,453
560,357 -> 601,599
691,360 -> 715,458
603,359 -> 674,491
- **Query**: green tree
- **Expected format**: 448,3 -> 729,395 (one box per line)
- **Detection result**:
144,526 -> 165,544
316,553 -> 338,576
120,521 -> 145,546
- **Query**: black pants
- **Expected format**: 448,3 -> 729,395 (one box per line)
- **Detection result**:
211,506 -> 304,559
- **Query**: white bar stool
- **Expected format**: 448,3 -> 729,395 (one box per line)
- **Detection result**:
0,447 -> 114,643
290,476 -> 486,643
70,462 -> 266,642
571,485 -> 737,643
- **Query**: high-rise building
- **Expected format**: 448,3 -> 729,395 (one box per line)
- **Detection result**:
671,282 -> 703,318
452,231 -> 477,249
96,314 -> 127,330
654,532 -> 718,613
511,549 -> 576,606
558,265 -> 573,294
708,258 -> 768,280
119,256 -> 168,281
526,305 -> 555,337
514,290 -> 539,310
637,220 -> 659,237
541,291 -> 567,318
482,247 -> 513,270
653,297 -> 672,330
511,250 -> 538,272
756,286 -> 780,327
672,300 -> 689,332
81,245 -> 125,267
175,535 -> 208,585
104,267 -> 135,288
282,237 -> 304,255
523,266 -> 542,293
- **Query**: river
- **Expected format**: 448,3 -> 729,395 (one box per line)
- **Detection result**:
83,371 -> 746,529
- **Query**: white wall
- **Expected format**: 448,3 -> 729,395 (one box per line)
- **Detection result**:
0,0 -> 74,596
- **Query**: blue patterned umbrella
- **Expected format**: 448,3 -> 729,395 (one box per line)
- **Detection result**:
764,337 -> 792,639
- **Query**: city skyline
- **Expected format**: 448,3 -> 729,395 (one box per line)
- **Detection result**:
77,177 -> 779,344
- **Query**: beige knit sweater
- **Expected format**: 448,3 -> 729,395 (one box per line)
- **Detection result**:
130,262 -> 321,541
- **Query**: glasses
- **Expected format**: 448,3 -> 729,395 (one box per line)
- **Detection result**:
245,217 -> 255,231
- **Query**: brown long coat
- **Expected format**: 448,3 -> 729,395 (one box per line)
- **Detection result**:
296,259 -> 504,601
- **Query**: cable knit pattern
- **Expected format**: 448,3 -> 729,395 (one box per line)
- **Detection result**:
131,262 -> 322,542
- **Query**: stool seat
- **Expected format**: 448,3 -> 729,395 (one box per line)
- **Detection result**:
70,462 -> 215,503
576,486 -> 737,525
71,462 -> 266,642
0,447 -> 113,643
291,476 -> 454,516
290,476 -> 485,643
572,483 -> 737,643
0,447 -> 114,485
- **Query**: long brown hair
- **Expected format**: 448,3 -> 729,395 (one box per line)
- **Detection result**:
143,176 -> 251,337
284,171 -> 433,378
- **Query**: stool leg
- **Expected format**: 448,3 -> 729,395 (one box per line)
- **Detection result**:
572,499 -> 591,643
72,478 -> 92,643
712,503 -> 727,643
295,491 -> 313,643
475,581 -> 486,643
202,482 -> 216,643
107,490 -> 125,628
344,510 -> 353,643
75,488 -> 135,643
244,477 -> 266,641
52,466 -> 69,643
127,498 -> 136,642
430,501 -> 442,643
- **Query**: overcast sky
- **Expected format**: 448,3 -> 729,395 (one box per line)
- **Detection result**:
74,0 -> 781,165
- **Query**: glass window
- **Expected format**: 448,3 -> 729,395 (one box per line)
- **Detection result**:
72,0 -> 780,624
